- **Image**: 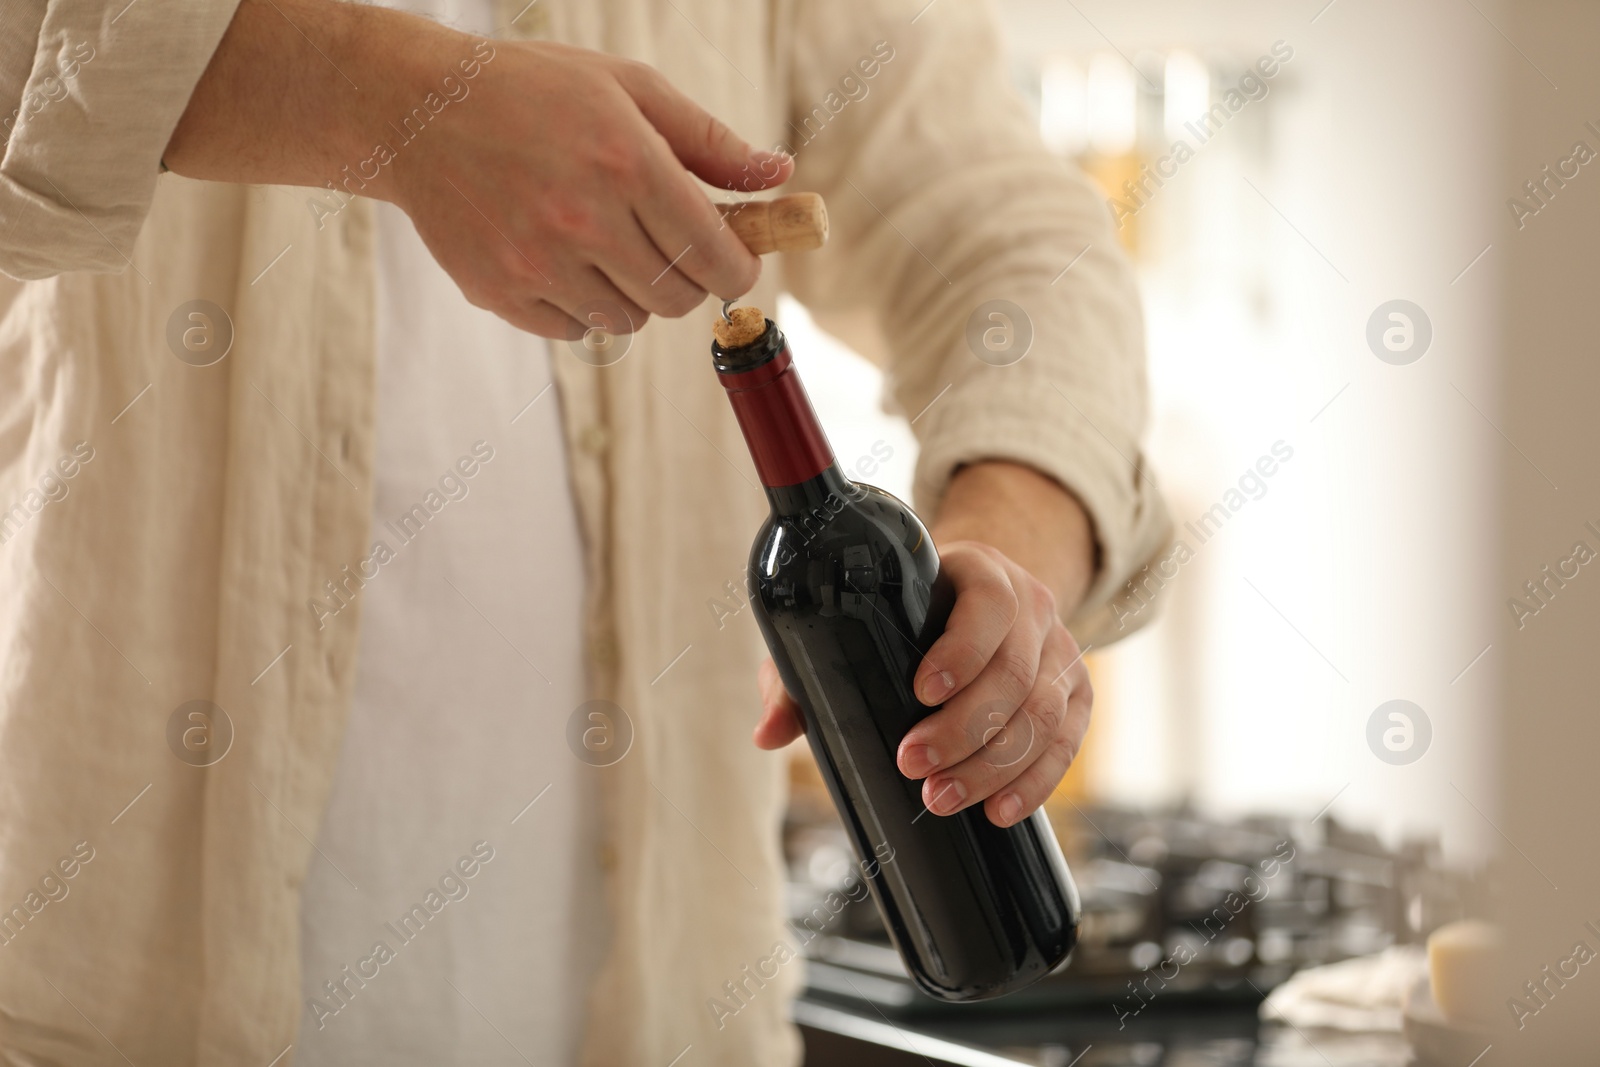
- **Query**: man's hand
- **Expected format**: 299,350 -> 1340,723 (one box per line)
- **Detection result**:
384,41 -> 789,337
754,461 -> 1097,828
164,0 -> 791,338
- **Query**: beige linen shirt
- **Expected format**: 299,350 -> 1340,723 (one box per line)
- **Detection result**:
0,0 -> 1170,1063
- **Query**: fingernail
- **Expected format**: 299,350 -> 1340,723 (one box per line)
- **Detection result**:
995,793 -> 1023,826
918,670 -> 955,705
899,744 -> 939,778
927,777 -> 966,815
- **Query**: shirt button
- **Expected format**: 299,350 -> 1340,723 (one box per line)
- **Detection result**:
578,424 -> 610,456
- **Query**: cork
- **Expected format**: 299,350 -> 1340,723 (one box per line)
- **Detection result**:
713,306 -> 767,348
717,193 -> 829,255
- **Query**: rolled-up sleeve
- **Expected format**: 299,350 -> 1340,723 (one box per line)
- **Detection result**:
0,0 -> 240,279
781,0 -> 1173,643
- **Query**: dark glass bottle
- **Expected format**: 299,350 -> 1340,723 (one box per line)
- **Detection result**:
712,313 -> 1081,1002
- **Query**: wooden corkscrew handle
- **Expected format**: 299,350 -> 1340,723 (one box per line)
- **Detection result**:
718,193 -> 829,254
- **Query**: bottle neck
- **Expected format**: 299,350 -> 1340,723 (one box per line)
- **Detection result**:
765,464 -> 858,518
715,340 -> 848,515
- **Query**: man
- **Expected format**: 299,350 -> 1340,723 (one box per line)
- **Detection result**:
0,0 -> 1169,1063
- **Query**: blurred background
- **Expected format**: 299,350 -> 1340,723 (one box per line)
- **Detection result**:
784,1 -> 1598,1063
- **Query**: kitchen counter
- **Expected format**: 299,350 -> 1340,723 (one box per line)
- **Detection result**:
797,994 -> 1412,1067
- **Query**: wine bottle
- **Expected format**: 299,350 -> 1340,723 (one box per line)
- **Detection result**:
712,307 -> 1082,1002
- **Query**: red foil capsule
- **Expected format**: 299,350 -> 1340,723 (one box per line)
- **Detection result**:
715,340 -> 835,488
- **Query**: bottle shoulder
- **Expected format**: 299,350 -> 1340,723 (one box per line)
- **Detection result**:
751,483 -> 932,567
749,481 -> 945,631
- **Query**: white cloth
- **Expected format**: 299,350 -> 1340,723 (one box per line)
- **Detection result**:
295,3 -> 604,1052
1260,946 -> 1427,1032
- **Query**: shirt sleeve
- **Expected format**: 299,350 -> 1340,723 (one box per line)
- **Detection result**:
0,0 -> 241,280
779,0 -> 1173,643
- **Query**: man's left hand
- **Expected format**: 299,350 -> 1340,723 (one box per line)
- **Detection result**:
753,461 -> 1097,829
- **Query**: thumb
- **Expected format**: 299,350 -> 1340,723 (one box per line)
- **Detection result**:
615,62 -> 793,192
754,657 -> 806,749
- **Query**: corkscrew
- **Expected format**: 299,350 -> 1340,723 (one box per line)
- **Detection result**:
717,192 -> 828,257
716,191 -> 828,328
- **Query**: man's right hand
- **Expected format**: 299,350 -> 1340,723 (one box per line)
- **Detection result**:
164,0 -> 792,338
